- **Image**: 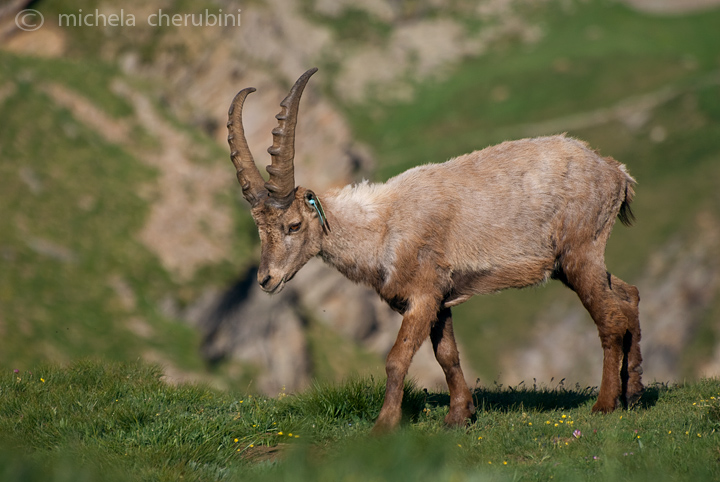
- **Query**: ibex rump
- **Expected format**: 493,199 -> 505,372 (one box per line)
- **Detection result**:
227,68 -> 643,431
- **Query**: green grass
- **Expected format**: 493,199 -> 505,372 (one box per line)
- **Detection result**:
1,361 -> 719,481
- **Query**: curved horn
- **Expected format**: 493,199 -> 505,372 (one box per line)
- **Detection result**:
227,87 -> 267,206
265,67 -> 318,207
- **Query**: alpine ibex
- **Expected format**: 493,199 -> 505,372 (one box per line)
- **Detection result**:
227,68 -> 643,431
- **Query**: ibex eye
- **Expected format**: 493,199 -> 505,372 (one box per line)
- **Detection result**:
288,223 -> 301,233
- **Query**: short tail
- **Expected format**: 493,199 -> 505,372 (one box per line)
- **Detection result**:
618,177 -> 636,227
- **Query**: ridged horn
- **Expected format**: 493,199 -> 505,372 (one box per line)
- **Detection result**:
227,87 -> 267,206
265,67 -> 318,208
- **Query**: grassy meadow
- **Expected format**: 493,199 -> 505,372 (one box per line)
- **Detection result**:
1,360 -> 719,481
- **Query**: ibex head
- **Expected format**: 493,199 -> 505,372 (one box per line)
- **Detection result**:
227,68 -> 329,294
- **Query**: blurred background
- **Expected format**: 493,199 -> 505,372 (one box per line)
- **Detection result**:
1,0 -> 719,396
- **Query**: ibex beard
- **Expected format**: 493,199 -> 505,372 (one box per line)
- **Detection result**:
227,67 -> 644,432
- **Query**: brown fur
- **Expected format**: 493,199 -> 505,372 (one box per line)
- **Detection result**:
228,70 -> 644,432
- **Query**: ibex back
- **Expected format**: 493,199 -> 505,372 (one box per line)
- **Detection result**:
227,68 -> 643,432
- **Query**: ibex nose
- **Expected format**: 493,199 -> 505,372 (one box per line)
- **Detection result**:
258,262 -> 286,293
259,274 -> 272,289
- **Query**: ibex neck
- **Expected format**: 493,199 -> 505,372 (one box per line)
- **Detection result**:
318,182 -> 389,289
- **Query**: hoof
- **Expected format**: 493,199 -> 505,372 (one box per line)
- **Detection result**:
371,416 -> 399,434
591,397 -> 621,414
624,385 -> 645,409
443,401 -> 475,427
443,412 -> 471,428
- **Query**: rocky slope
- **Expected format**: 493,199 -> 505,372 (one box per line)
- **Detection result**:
3,0 -> 719,394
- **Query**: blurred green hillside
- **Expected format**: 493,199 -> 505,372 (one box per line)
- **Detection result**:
1,0 -> 719,390
0,1 -> 259,387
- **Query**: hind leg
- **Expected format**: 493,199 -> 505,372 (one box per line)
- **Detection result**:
608,274 -> 644,407
430,307 -> 475,426
560,252 -> 633,412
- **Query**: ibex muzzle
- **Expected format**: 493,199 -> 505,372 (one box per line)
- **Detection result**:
227,68 -> 643,432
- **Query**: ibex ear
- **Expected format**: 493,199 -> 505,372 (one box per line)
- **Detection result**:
304,190 -> 330,233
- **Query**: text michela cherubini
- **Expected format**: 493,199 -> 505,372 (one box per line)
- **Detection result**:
57,9 -> 242,28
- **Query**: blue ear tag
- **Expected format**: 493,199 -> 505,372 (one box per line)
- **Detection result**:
307,196 -> 330,232
308,199 -> 323,226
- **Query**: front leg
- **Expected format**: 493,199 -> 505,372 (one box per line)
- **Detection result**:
373,297 -> 437,433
